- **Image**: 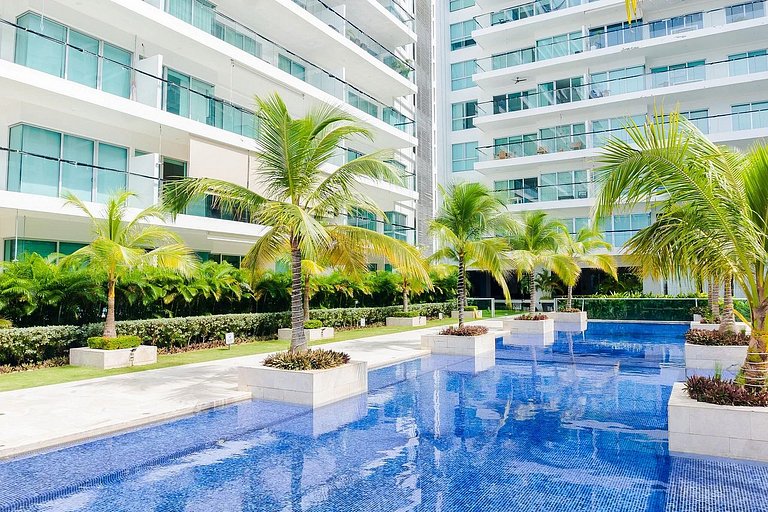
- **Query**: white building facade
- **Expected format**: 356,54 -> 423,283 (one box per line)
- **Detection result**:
436,0 -> 768,295
0,0 -> 421,265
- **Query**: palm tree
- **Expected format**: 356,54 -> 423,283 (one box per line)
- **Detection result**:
164,94 -> 427,352
64,191 -> 197,338
393,246 -> 433,313
429,182 -> 515,327
561,227 -> 618,310
507,211 -> 579,314
594,111 -> 768,383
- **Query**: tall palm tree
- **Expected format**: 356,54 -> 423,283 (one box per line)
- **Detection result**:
64,191 -> 197,338
594,111 -> 768,383
429,182 -> 514,327
507,211 -> 579,313
164,94 -> 427,352
562,227 -> 618,310
392,245 -> 432,313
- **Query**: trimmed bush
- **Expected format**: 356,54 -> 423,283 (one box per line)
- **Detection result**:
303,320 -> 323,329
0,302 -> 453,366
87,335 -> 142,350
0,319 -> 12,329
560,308 -> 581,313
390,311 -> 421,318
685,375 -> 768,406
516,314 -> 549,321
263,349 -> 350,370
439,325 -> 489,336
464,305 -> 479,311
577,297 -> 710,321
685,329 -> 750,346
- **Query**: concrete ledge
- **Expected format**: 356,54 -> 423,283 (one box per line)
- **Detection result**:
451,310 -> 482,319
420,333 -> 495,357
237,360 -> 367,408
502,318 -> 555,334
669,382 -> 768,462
550,311 -> 588,331
685,343 -> 748,371
385,316 -> 427,327
690,322 -> 751,335
502,331 -> 555,347
277,327 -> 335,341
69,346 -> 157,370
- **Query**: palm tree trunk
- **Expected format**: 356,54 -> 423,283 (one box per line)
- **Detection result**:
744,295 -> 768,388
711,279 -> 721,320
457,256 -> 465,327
707,278 -> 714,318
103,276 -> 117,338
529,271 -> 536,314
303,275 -> 310,322
566,285 -> 573,310
402,278 -> 409,313
720,275 -> 735,333
290,237 -> 307,352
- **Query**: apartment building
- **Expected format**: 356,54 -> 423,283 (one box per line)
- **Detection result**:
437,0 -> 768,295
0,0 -> 421,265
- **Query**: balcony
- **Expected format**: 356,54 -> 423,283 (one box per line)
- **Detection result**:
345,210 -> 416,244
324,0 -> 416,49
493,172 -> 594,207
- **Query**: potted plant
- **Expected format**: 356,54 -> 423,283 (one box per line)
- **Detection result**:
684,329 -> 750,371
70,335 -> 157,370
452,304 -> 483,320
503,313 -> 554,334
278,319 -> 335,342
386,310 -> 427,327
421,325 -> 495,357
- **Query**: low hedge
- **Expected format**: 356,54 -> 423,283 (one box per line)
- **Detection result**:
0,302 -> 453,366
390,311 -> 421,318
87,335 -> 142,350
303,320 -> 323,329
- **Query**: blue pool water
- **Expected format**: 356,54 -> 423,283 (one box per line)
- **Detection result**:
3,322 -> 768,511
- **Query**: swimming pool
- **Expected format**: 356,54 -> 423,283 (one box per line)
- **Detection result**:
2,322 -> 768,511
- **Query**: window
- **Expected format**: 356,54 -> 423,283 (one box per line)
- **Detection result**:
384,211 -> 408,241
664,110 -> 709,134
348,91 -> 379,118
494,178 -> 538,204
449,0 -> 475,11
14,12 -> 132,98
451,60 -> 477,90
7,125 -> 128,203
212,18 -> 261,57
651,60 -> 705,88
536,32 -> 582,61
451,101 -> 478,130
278,55 -> 306,81
2,239 -> 87,261
592,115 -> 645,146
492,48 -> 535,70
588,20 -> 642,49
493,134 -> 536,158
493,90 -> 536,113
349,209 -> 378,231
559,214 -> 649,246
589,66 -> 644,97
539,170 -> 589,202
451,142 -> 478,171
537,123 -> 586,153
537,76 -> 584,106
383,107 -> 411,133
650,13 -> 703,38
729,49 -> 768,75
450,20 -> 477,50
732,101 -> 768,130
726,1 -> 766,23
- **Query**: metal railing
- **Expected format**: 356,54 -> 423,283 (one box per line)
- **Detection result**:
474,0 -> 599,28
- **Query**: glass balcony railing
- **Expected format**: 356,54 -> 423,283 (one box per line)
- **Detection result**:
377,0 -> 415,29
329,147 -> 416,191
493,178 -> 594,205
144,2 -> 415,135
291,0 -> 415,79
477,108 -> 768,162
476,54 -> 768,118
475,0 -> 598,28
344,213 -> 416,244
476,1 -> 767,72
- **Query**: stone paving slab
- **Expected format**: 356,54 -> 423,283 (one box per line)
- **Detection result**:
0,320 -> 503,459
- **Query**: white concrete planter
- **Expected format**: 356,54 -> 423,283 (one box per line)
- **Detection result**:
685,343 -> 748,371
420,332 -> 496,356
669,382 -> 768,462
277,327 -> 335,341
385,316 -> 427,327
502,331 -> 555,347
451,310 -> 482,319
550,311 -> 588,331
693,314 -> 703,322
238,360 -> 367,408
690,322 -> 751,335
69,345 -> 157,370
502,318 -> 555,335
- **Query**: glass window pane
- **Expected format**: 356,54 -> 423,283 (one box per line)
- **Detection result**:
97,143 -> 127,202
15,13 -> 66,78
166,69 -> 190,117
16,125 -> 61,197
102,44 -> 132,98
62,135 -> 94,201
190,78 -> 214,125
67,30 -> 99,88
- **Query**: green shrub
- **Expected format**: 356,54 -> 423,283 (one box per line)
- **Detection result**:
303,320 -> 323,329
263,349 -> 350,370
516,314 -> 549,321
87,335 -> 142,350
391,311 -> 421,318
464,305 -> 478,311
576,297 -> 709,321
685,329 -> 750,346
0,319 -> 12,329
686,375 -> 768,406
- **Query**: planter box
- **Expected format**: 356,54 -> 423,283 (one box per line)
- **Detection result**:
451,310 -> 482,320
277,327 -> 335,341
502,318 -> 555,335
386,316 -> 427,327
693,314 -> 702,322
420,332 -> 496,357
238,360 -> 367,408
685,343 -> 748,371
690,322 -> 751,335
550,311 -> 588,331
69,345 -> 157,370
669,382 -> 768,462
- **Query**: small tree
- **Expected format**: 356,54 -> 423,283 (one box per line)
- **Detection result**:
561,227 -> 617,309
64,191 -> 196,338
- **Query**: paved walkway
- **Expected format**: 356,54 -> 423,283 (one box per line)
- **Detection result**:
0,320 -> 504,460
